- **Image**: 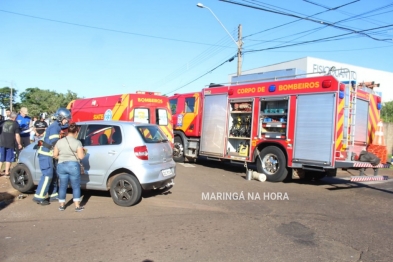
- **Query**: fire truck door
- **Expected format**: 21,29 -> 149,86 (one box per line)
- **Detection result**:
353,99 -> 368,143
199,93 -> 228,157
293,93 -> 335,166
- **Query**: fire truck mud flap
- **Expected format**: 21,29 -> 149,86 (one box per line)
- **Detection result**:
256,146 -> 288,182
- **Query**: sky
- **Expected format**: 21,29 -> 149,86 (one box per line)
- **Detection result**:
1,0 -> 392,103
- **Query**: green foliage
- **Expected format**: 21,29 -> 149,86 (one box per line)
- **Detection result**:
380,101 -> 393,123
0,87 -> 18,109
18,88 -> 79,118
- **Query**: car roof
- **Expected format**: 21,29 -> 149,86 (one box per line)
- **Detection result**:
75,120 -> 157,127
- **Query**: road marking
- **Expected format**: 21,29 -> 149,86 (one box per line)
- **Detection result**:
177,163 -> 195,167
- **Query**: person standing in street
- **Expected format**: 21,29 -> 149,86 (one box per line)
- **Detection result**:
33,114 -> 48,142
15,107 -> 32,148
5,109 -> 11,120
30,116 -> 38,142
53,122 -> 85,211
0,112 -> 22,177
32,108 -> 71,205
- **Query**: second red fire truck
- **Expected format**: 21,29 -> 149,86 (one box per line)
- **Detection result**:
169,75 -> 386,182
67,91 -> 173,143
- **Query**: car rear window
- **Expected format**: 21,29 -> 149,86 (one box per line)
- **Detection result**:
137,125 -> 168,143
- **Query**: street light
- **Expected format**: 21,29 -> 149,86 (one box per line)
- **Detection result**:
197,3 -> 242,76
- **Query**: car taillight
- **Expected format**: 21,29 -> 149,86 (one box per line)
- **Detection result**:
134,146 -> 148,160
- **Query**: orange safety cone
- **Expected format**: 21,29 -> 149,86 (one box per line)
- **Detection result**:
372,121 -> 385,146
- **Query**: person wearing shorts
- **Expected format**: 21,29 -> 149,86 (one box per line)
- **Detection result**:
0,112 -> 22,176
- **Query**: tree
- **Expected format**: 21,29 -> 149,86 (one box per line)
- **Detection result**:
380,101 -> 393,123
19,88 -> 79,117
0,87 -> 18,110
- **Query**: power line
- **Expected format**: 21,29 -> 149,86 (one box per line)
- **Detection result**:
242,0 -> 359,39
149,35 -> 235,89
242,1 -> 393,51
244,24 -> 393,53
163,54 -> 237,95
0,9 -> 226,48
220,0 -> 393,42
263,44 -> 393,53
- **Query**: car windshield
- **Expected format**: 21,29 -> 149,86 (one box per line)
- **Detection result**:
137,125 -> 168,143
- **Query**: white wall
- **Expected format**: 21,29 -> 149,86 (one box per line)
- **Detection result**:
305,57 -> 392,102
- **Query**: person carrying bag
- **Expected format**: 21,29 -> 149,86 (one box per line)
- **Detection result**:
53,123 -> 86,212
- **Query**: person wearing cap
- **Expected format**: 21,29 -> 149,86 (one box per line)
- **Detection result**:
32,108 -> 71,205
33,114 -> 48,142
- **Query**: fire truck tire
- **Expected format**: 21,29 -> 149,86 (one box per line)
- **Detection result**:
256,146 -> 288,182
110,174 -> 142,207
173,136 -> 185,163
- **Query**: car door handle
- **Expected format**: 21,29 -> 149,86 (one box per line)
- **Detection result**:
108,150 -> 117,155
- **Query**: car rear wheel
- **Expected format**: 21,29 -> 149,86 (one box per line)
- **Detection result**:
10,164 -> 35,193
110,174 -> 142,207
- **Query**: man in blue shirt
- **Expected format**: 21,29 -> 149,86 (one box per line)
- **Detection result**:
15,107 -> 32,148
32,108 -> 71,205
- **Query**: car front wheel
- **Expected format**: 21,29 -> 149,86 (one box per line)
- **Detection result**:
110,174 -> 142,207
10,164 -> 35,193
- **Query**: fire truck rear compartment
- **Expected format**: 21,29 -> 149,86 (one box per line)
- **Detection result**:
292,93 -> 335,167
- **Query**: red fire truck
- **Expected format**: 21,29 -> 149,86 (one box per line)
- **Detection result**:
67,91 -> 173,143
169,75 -> 387,182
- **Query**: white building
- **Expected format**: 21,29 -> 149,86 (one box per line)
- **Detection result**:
229,57 -> 392,102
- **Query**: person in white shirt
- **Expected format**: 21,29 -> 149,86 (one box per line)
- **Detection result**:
5,109 -> 11,120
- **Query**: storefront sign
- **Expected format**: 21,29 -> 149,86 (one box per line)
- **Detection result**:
313,64 -> 357,80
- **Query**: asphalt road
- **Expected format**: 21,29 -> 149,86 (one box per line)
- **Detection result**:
0,161 -> 392,262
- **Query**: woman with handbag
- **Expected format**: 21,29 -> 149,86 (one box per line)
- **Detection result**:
53,123 -> 85,212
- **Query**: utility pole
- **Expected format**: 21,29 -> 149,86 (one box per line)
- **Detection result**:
237,24 -> 242,76
10,81 -> 13,112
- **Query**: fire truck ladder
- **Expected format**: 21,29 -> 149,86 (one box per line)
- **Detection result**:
344,81 -> 357,161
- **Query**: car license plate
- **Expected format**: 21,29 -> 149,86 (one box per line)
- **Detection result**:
162,169 -> 172,176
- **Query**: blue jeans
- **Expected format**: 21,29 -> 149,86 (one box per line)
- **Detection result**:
57,161 -> 81,202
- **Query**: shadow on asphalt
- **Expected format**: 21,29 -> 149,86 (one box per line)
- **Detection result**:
68,187 -> 175,207
190,158 -> 249,173
287,176 -> 393,195
0,193 -> 15,211
191,159 -> 393,195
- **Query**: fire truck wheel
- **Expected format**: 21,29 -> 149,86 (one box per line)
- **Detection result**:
256,146 -> 288,182
110,174 -> 142,207
173,136 -> 185,163
10,164 -> 35,193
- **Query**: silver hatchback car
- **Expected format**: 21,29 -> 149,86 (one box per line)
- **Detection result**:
10,121 -> 176,207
